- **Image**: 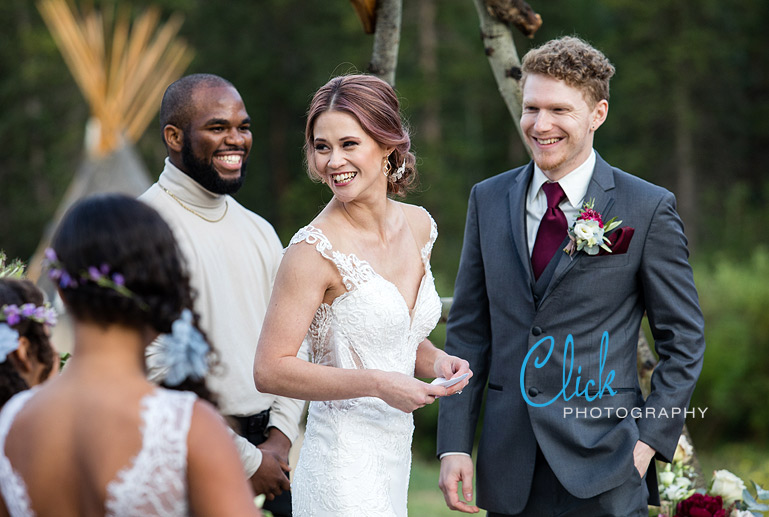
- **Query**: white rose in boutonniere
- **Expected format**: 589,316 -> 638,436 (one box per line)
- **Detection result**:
710,469 -> 747,504
563,198 -> 621,257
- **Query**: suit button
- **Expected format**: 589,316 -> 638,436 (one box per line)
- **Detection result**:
532,326 -> 543,336
528,387 -> 539,397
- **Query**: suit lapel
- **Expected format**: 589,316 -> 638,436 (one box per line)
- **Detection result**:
539,154 -> 617,304
508,163 -> 535,285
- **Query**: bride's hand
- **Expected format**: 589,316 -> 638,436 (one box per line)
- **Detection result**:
374,371 -> 447,413
434,354 -> 472,395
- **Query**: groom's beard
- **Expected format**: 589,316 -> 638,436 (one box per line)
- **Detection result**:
181,137 -> 248,195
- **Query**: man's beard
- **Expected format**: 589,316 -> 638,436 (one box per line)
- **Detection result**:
181,137 -> 247,195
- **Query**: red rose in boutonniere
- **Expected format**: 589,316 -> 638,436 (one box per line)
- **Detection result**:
563,198 -> 622,257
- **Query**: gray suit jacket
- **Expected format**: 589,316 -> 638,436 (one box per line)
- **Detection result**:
437,154 -> 705,514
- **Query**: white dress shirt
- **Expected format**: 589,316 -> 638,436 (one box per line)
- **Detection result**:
525,150 -> 596,255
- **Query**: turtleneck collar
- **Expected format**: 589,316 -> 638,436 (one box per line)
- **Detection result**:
158,157 -> 227,214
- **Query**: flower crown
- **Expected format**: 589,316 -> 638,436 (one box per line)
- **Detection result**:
43,248 -> 148,311
1,303 -> 57,327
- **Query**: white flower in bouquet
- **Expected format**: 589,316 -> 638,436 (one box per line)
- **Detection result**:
731,509 -> 754,517
662,482 -> 693,503
674,476 -> 693,490
710,469 -> 747,504
659,470 -> 676,486
673,434 -> 694,464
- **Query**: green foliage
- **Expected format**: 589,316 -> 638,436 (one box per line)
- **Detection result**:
0,251 -> 26,279
688,247 -> 769,445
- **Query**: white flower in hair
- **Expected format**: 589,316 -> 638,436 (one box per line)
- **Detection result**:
391,159 -> 406,181
156,309 -> 210,386
0,323 -> 20,362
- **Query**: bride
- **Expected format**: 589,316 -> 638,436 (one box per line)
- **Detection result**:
253,74 -> 471,516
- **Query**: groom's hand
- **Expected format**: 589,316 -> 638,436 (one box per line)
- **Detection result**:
633,440 -> 656,478
439,454 -> 480,513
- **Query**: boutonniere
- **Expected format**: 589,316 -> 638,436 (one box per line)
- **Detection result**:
563,198 -> 621,257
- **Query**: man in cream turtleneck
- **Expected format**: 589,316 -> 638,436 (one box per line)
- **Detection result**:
140,73 -> 305,516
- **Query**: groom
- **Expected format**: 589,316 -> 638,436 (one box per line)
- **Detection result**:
437,36 -> 706,516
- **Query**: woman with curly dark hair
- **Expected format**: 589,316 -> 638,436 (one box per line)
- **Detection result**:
0,194 -> 261,517
0,278 -> 58,408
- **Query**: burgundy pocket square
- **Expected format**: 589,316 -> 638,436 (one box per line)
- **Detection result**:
597,227 -> 634,256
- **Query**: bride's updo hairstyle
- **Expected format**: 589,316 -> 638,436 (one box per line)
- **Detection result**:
50,194 -> 216,402
304,73 -> 417,197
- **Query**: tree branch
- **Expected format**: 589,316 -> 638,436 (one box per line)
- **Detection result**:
484,0 -> 542,38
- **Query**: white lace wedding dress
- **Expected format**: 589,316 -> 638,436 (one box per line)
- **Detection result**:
0,387 -> 196,517
290,210 -> 442,517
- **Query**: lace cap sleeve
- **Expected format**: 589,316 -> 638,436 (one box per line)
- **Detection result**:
286,225 -> 374,292
417,207 -> 438,263
287,225 -> 333,260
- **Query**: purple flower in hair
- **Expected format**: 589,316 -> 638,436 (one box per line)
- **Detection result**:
2,303 -> 58,327
21,304 -> 36,318
41,247 -> 146,311
3,306 -> 21,326
44,248 -> 58,263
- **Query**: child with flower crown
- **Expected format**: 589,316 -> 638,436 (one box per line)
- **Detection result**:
0,194 -> 261,517
0,277 -> 59,408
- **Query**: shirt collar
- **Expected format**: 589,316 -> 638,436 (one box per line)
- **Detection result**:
528,150 -> 596,208
159,157 -> 226,210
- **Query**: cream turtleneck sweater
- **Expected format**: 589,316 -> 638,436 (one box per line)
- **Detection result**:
140,158 -> 306,474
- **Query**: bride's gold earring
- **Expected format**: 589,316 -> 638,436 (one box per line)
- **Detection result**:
383,158 -> 392,177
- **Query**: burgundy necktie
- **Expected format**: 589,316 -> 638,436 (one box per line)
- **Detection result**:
531,182 -> 567,280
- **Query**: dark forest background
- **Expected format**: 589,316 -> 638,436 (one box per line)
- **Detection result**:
1,0 -> 768,455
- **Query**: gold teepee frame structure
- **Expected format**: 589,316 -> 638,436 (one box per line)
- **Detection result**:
28,1 -> 194,287
37,0 -> 194,156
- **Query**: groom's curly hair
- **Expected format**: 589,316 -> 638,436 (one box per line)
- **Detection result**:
521,36 -> 616,107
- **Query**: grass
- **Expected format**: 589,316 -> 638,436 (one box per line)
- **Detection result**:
261,444 -> 769,516
408,458 -> 461,516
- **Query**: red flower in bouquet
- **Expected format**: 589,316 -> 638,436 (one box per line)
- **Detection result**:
675,493 -> 728,517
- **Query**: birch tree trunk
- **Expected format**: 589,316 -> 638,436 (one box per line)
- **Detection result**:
471,0 -> 528,151
367,0 -> 402,86
418,0 -> 441,145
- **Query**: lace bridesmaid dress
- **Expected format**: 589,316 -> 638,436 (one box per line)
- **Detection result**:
0,388 -> 196,517
289,209 -> 442,517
